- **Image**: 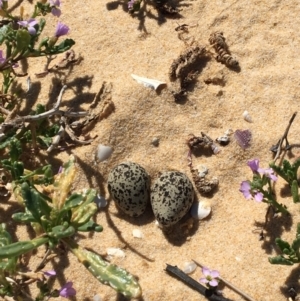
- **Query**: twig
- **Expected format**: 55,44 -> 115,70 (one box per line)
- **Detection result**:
271,112 -> 297,162
34,248 -> 51,272
192,259 -> 258,301
1,85 -> 88,131
165,264 -> 234,301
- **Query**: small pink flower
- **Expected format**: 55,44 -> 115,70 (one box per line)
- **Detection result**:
247,159 -> 278,181
49,0 -> 61,17
199,267 -> 220,287
18,19 -> 38,35
239,181 -> 264,202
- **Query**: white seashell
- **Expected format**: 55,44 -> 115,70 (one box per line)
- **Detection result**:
131,74 -> 166,91
196,165 -> 208,178
183,261 -> 197,274
243,110 -> 252,123
95,144 -> 113,162
211,143 -> 221,154
93,294 -> 102,301
132,229 -> 144,239
190,201 -> 211,220
216,135 -> 230,145
94,194 -> 107,208
224,129 -> 234,136
106,248 -> 125,258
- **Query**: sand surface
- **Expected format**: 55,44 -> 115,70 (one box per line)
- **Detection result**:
2,0 -> 300,300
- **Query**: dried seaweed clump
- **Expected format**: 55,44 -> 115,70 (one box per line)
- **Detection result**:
209,31 -> 239,67
189,165 -> 219,194
169,45 -> 207,101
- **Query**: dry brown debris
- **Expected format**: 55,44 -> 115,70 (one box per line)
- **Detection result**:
209,31 -> 239,67
169,45 -> 207,101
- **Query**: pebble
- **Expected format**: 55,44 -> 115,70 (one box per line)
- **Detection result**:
132,229 -> 144,239
183,261 -> 197,274
151,137 -> 160,147
94,194 -> 107,208
106,248 -> 125,258
95,144 -> 113,162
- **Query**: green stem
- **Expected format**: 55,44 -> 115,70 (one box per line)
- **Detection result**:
0,236 -> 48,259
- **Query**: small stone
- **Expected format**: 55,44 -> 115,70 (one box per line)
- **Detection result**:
106,248 -> 125,258
151,137 -> 160,147
183,261 -> 197,274
95,144 -> 113,162
132,229 -> 144,238
94,194 -> 107,208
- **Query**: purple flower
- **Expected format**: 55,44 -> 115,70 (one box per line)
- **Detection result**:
247,159 -> 278,181
0,0 -> 8,9
49,0 -> 61,17
258,168 -> 278,181
43,270 -> 56,277
247,159 -> 259,172
239,181 -> 264,202
0,50 -> 18,68
0,50 -> 5,64
55,21 -> 69,37
18,19 -> 38,35
128,0 -> 135,9
59,282 -> 76,298
199,267 -> 220,287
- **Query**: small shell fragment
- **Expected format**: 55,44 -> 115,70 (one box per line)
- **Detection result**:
131,74 -> 166,91
196,165 -> 208,178
94,194 -> 107,208
106,248 -> 125,258
93,295 -> 102,301
243,110 -> 252,123
211,143 -> 221,154
183,261 -> 197,274
216,135 -> 230,145
190,201 -> 211,220
224,129 -> 233,136
234,129 -> 252,150
132,229 -> 144,239
95,144 -> 113,162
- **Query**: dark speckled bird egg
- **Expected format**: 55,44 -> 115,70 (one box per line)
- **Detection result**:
150,171 -> 195,227
107,162 -> 150,217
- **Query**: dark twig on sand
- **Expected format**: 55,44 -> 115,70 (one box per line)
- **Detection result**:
192,259 -> 258,301
165,264 -> 234,301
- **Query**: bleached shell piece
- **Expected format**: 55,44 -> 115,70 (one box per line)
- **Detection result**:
211,144 -> 221,154
243,110 -> 252,123
190,201 -> 211,220
95,144 -> 113,162
224,129 -> 234,136
131,74 -> 166,91
196,165 -> 208,178
183,261 -> 197,274
106,248 -> 125,258
93,294 -> 102,301
132,229 -> 144,239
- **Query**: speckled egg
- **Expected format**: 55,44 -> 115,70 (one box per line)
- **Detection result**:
150,171 -> 195,227
107,162 -> 150,217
